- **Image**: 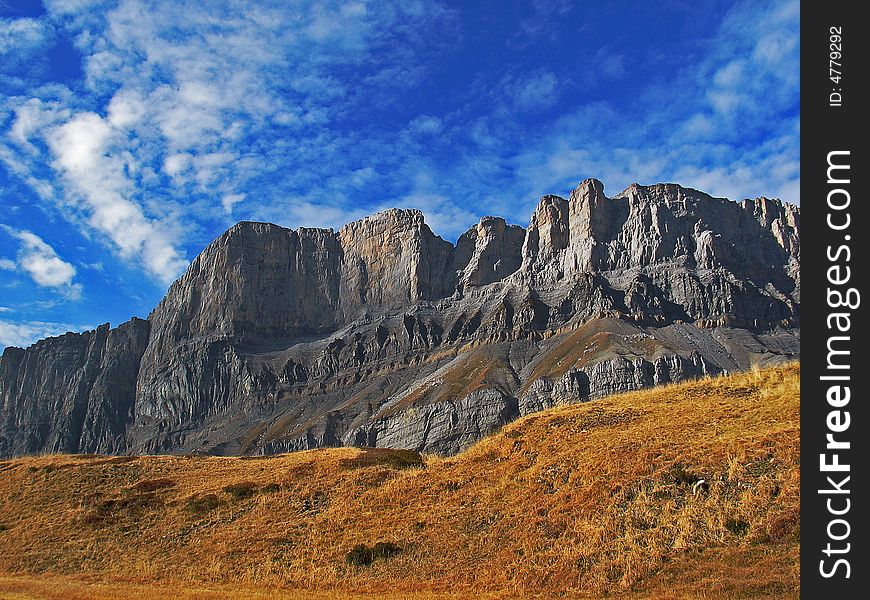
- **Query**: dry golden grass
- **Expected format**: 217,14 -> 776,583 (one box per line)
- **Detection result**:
0,364 -> 800,599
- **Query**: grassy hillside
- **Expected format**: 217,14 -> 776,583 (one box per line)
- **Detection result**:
0,364 -> 800,599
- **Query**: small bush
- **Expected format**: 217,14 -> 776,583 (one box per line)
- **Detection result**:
186,494 -> 220,515
300,491 -> 328,514
380,449 -> 424,469
261,483 -> 280,494
346,544 -> 373,566
224,482 -> 258,500
341,449 -> 424,470
0,523 -> 8,532
668,462 -> 702,486
346,541 -> 402,566
80,492 -> 163,526
98,494 -> 161,514
725,518 -> 750,536
372,541 -> 401,559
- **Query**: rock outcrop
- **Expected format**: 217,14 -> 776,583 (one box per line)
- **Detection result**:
0,319 -> 149,457
0,179 -> 800,457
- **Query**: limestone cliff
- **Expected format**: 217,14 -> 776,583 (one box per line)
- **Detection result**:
0,179 -> 799,457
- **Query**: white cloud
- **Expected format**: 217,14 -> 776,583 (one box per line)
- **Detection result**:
0,0 -> 797,309
106,88 -> 146,128
0,318 -> 91,349
0,258 -> 16,270
42,0 -> 107,15
221,193 -> 245,213
409,115 -> 443,135
0,17 -> 52,56
349,167 -> 377,187
508,71 -> 558,110
163,153 -> 193,177
8,98 -> 70,151
0,226 -> 82,299
3,0 -> 459,291
45,111 -> 188,283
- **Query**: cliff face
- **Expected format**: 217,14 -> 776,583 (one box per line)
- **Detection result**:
0,318 -> 149,457
0,179 -> 800,457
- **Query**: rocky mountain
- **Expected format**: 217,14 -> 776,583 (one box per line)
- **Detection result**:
0,179 -> 800,458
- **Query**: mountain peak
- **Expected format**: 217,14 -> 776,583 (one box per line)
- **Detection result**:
0,177 -> 800,459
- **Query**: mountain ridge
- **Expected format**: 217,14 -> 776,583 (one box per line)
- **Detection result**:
0,178 -> 800,458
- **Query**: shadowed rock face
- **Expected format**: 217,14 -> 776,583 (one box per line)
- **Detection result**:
0,180 -> 800,457
0,319 -> 150,457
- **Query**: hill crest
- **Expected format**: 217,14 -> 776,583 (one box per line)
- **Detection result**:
0,364 -> 801,599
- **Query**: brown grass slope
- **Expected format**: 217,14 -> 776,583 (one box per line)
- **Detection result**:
0,364 -> 800,599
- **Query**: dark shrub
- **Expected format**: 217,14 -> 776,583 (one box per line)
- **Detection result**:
380,449 -> 424,469
668,463 -> 702,486
726,518 -> 750,536
262,483 -> 280,494
186,494 -> 220,515
371,541 -> 401,559
345,541 -> 402,566
224,482 -> 258,500
346,544 -> 373,566
300,491 -> 328,514
340,449 -> 424,470
96,493 -> 162,515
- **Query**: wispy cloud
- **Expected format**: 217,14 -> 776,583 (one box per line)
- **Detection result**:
409,115 -> 443,136
0,0 -> 798,337
506,71 -> 559,111
0,318 -> 91,349
2,0 -> 460,278
43,111 -> 188,283
504,0 -> 800,209
0,17 -> 52,56
0,225 -> 82,299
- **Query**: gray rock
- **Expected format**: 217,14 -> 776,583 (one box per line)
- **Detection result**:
0,318 -> 149,456
0,178 -> 800,458
346,388 -> 519,455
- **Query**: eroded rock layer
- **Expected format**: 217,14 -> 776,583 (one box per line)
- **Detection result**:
0,180 -> 799,457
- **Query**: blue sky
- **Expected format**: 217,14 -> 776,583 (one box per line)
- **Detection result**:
0,0 -> 799,348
